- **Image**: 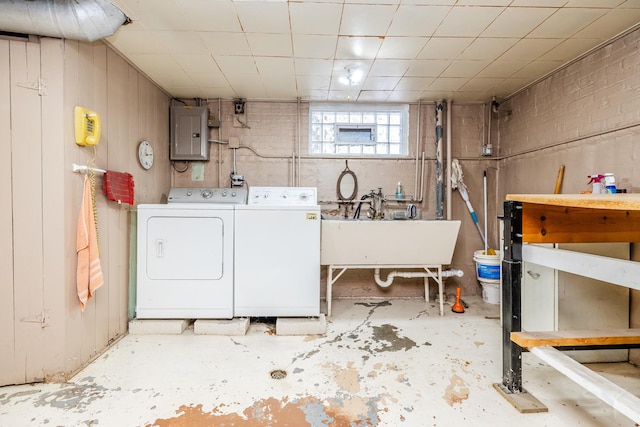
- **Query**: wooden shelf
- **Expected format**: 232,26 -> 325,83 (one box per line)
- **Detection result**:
511,329 -> 640,349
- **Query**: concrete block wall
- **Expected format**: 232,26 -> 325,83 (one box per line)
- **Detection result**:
497,27 -> 640,366
172,100 -> 492,299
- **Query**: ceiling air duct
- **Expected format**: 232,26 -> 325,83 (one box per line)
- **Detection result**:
0,0 -> 129,42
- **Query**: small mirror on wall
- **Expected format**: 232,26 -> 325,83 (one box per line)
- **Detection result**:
337,160 -> 358,202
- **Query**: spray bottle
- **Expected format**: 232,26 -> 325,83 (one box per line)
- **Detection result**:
587,174 -> 604,194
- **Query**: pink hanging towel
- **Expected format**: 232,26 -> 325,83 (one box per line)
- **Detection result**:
76,175 -> 104,311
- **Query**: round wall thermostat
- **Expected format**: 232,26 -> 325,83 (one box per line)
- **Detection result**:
138,140 -> 154,170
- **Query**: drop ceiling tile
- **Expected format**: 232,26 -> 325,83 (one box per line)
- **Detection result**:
166,87 -> 202,99
459,77 -> 504,91
234,2 -> 290,33
188,72 -> 228,87
387,5 -> 451,36
417,38 -> 474,59
368,59 -> 412,76
433,6 -> 504,37
133,0 -> 193,31
289,2 -> 342,35
456,0 -> 511,5
395,77 -> 434,91
440,60 -> 491,78
572,9 -> 640,39
428,77 -> 469,91
388,90 -> 425,102
200,32 -> 251,56
333,59 -> 374,76
405,59 -> 452,77
564,0 -> 625,6
228,77 -> 268,98
492,77 -> 534,98
481,7 -> 556,37
419,90 -> 457,101
328,90 -> 359,102
357,91 -> 392,101
498,38 -> 563,60
459,38 -> 518,60
264,78 -> 298,98
340,4 -> 397,36
511,60 -> 564,78
539,38 -> 602,61
106,28 -> 166,54
295,59 -> 334,76
214,56 -> 259,77
174,54 -> 219,73
297,75 -> 331,92
362,76 -> 401,90
528,8 -> 608,38
292,35 -> 338,59
400,0 -> 455,5
377,37 -> 428,59
146,69 -> 193,87
128,53 -> 184,74
176,0 -> 241,32
246,33 -> 292,57
153,31 -> 209,54
199,87 -> 237,99
255,57 -> 296,78
476,60 -> 530,78
336,36 -> 383,60
620,0 -> 640,7
509,0 -> 568,6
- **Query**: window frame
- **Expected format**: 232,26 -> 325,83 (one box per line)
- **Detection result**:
309,102 -> 410,157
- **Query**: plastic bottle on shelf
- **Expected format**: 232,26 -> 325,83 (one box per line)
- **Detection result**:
396,181 -> 404,200
604,173 -> 616,194
587,174 -> 604,194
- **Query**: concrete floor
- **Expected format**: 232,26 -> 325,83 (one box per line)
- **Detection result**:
1,296 -> 639,426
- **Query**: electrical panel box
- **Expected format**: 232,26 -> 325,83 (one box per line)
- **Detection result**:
170,106 -> 209,161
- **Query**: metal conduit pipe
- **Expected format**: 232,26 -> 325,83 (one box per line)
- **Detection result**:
373,268 -> 464,288
446,100 -> 453,220
435,101 -> 445,220
0,0 -> 128,42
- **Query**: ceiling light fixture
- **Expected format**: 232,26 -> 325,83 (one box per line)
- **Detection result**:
340,67 -> 363,86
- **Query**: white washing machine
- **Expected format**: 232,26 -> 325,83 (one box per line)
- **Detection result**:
136,188 -> 246,319
234,187 -> 320,317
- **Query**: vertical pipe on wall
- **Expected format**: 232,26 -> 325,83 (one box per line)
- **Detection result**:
446,99 -> 452,220
435,100 -> 445,220
296,97 -> 301,187
415,100 -> 421,199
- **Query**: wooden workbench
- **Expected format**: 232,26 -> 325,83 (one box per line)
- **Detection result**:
496,194 -> 640,422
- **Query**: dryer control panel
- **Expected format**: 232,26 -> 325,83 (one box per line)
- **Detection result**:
168,187 -> 247,204
248,187 -> 317,206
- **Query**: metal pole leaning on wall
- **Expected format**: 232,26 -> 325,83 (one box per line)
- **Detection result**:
435,100 -> 445,220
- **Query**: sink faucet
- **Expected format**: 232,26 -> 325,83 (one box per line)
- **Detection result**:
368,188 -> 385,220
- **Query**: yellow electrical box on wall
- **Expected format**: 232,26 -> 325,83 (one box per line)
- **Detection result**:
74,106 -> 101,146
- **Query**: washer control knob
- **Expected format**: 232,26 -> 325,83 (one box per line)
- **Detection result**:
186,190 -> 192,196
222,191 -> 228,197
201,189 -> 213,199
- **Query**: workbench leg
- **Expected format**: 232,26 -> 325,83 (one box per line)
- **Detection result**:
494,200 -> 547,413
327,266 -> 333,317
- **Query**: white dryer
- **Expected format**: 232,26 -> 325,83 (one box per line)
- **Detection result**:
234,187 -> 320,317
136,188 -> 246,319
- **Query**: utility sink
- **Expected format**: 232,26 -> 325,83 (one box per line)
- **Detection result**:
320,219 -> 461,265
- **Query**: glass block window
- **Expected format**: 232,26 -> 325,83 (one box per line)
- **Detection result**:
309,103 -> 409,156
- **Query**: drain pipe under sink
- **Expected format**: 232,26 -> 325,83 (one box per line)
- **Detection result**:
373,268 -> 464,288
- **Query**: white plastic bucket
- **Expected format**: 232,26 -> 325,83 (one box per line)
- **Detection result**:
480,281 -> 500,304
473,250 -> 501,283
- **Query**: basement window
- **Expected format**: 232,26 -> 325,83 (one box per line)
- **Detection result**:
309,103 -> 409,156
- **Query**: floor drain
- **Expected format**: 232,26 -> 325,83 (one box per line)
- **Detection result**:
270,369 -> 287,380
